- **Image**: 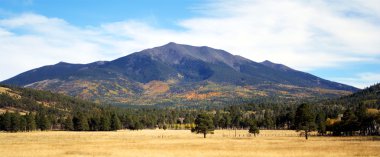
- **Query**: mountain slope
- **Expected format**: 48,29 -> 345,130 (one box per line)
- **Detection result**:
328,83 -> 380,107
0,84 -> 101,115
2,43 -> 358,106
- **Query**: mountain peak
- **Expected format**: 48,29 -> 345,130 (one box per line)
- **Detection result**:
141,42 -> 250,70
166,42 -> 178,45
261,60 -> 273,64
56,61 -> 69,65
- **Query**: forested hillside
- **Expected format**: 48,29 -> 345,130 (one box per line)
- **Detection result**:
1,84 -> 379,136
329,83 -> 380,107
0,84 -> 101,115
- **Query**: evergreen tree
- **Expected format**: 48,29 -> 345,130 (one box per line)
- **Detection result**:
219,114 -> 232,129
10,113 -> 21,132
100,115 -> 111,131
2,112 -> 12,131
19,115 -> 27,132
230,106 -> 242,129
39,114 -> 51,131
110,113 -> 121,131
295,104 -> 315,140
315,112 -> 326,135
26,113 -> 36,131
341,109 -> 360,136
89,116 -> 101,131
192,113 -> 215,138
248,121 -> 260,137
355,104 -> 368,135
64,116 -> 74,131
73,113 -> 89,131
133,120 -> 143,130
264,110 -> 275,129
213,110 -> 221,128
36,110 -> 51,131
0,114 -> 3,130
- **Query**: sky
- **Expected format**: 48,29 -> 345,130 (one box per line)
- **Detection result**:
0,0 -> 379,89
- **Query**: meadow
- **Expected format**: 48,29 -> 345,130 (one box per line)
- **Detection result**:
0,130 -> 379,157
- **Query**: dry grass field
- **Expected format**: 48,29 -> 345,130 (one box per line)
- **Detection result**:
0,130 -> 379,157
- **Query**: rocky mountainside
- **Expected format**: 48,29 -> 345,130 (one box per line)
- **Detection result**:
2,43 -> 358,107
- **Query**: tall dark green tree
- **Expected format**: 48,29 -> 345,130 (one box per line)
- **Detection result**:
248,121 -> 260,137
100,115 -> 111,131
315,112 -> 326,135
0,114 -> 3,130
64,116 -> 74,131
2,112 -> 12,131
263,110 -> 275,129
129,120 -> 143,130
213,110 -> 221,129
355,104 -> 368,135
295,104 -> 315,140
219,114 -> 232,129
110,113 -> 121,131
26,113 -> 36,131
73,113 -> 89,131
36,110 -> 51,131
10,113 -> 21,132
19,115 -> 27,131
230,106 -> 242,129
341,109 -> 359,136
89,116 -> 101,131
192,113 -> 215,138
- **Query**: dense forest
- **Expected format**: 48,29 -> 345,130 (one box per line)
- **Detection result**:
0,83 -> 379,136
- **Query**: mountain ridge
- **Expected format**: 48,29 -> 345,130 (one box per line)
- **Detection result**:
2,42 -> 358,106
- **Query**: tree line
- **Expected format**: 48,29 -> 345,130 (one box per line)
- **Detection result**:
1,103 -> 379,139
1,83 -> 379,138
0,109 -> 123,132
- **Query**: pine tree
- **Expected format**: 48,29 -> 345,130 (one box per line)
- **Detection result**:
26,113 -> 36,131
36,110 -> 51,131
64,116 -> 74,131
10,113 -> 21,132
134,121 -> 143,130
110,113 -> 121,131
295,104 -> 315,140
89,116 -> 101,131
73,113 -> 89,131
192,113 -> 215,138
39,114 -> 51,131
249,121 -> 260,137
0,114 -> 3,130
341,109 -> 360,136
264,110 -> 275,129
19,115 -> 27,132
315,112 -> 326,135
2,112 -> 12,131
100,115 -> 111,131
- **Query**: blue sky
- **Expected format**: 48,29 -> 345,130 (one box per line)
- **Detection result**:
0,0 -> 202,28
0,0 -> 379,88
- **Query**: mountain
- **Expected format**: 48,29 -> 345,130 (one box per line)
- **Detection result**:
2,42 -> 358,106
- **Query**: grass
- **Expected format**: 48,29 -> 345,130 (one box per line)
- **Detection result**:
0,130 -> 379,157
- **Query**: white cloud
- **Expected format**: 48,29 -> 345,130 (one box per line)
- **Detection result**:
0,0 -> 379,88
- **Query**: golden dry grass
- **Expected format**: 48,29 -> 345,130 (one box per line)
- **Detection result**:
0,130 -> 379,157
0,87 -> 21,98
